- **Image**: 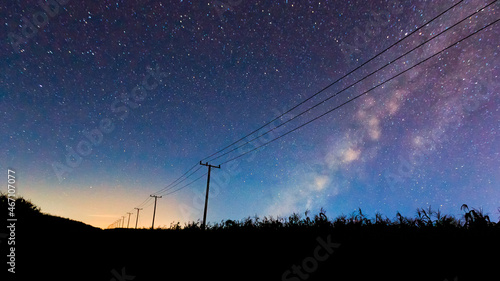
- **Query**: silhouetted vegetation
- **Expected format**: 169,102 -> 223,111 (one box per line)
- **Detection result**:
158,205 -> 498,232
3,193 -> 496,232
0,192 -> 41,217
3,194 -> 499,281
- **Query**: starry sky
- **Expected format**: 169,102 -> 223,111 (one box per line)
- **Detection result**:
1,0 -> 499,229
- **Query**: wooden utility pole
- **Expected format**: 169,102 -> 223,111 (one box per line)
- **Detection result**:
126,212 -> 133,228
200,161 -> 220,230
150,195 -> 162,229
121,216 -> 125,228
134,208 -> 143,229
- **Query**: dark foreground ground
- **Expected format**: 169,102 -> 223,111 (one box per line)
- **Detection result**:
2,198 -> 499,281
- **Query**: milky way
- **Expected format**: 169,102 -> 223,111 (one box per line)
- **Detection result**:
0,0 -> 498,228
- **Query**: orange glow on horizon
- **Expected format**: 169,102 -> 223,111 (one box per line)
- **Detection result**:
19,180 -> 191,229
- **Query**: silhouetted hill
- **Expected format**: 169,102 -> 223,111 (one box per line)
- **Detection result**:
2,195 -> 499,281
0,193 -> 98,230
29,212 -> 100,231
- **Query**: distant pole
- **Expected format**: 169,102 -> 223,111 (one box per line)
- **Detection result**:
134,208 -> 143,229
200,161 -> 221,230
121,216 -> 125,228
150,195 -> 162,229
126,212 -> 133,228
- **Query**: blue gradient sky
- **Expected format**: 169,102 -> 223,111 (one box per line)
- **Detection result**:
1,0 -> 499,228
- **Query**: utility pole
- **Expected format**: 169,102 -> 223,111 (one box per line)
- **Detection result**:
126,212 -> 133,228
150,195 -> 162,229
134,208 -> 143,229
200,161 -> 220,230
121,216 -> 125,228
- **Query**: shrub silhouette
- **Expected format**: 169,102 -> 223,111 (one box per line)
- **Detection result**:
0,192 -> 42,219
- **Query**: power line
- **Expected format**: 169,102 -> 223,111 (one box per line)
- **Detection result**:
216,16 -> 500,166
153,165 -> 203,195
200,0 -> 465,163
127,0 -> 471,210
151,162 -> 200,196
208,0 -> 498,164
159,172 -> 208,196
128,162 -> 201,214
135,197 -> 152,209
142,198 -> 156,209
128,164 -> 203,215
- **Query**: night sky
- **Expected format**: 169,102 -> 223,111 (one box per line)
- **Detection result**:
1,0 -> 499,229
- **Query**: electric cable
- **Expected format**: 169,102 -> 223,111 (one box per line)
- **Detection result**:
201,0 -> 465,163
208,0 -> 498,163
216,16 -> 500,166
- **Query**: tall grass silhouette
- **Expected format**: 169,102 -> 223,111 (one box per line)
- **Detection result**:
2,193 -> 498,281
157,204 -> 498,231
